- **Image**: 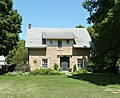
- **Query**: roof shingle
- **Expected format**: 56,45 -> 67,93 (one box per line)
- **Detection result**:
25,28 -> 92,48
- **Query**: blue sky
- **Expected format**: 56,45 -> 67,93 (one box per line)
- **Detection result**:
13,0 -> 90,39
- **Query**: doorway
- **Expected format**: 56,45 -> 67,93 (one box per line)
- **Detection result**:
60,56 -> 70,71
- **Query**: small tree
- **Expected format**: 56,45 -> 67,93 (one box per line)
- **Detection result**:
73,65 -> 77,72
54,63 -> 59,71
76,24 -> 85,28
6,40 -> 28,69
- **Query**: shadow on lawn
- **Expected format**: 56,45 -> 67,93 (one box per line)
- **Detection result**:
69,73 -> 120,86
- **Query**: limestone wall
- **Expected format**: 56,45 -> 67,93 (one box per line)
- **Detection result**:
29,47 -> 90,71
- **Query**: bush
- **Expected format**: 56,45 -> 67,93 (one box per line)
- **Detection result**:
3,71 -> 29,76
73,65 -> 76,72
59,68 -> 62,71
4,72 -> 13,76
69,68 -> 72,72
29,68 -> 52,75
17,71 -> 23,75
29,68 -> 64,75
0,69 -> 4,75
48,70 -> 62,75
15,64 -> 30,72
73,69 -> 89,75
54,63 -> 59,71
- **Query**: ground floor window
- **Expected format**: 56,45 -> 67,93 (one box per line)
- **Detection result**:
77,59 -> 84,69
41,59 -> 48,68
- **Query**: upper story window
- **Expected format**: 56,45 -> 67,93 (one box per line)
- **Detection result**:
58,40 -> 62,48
66,40 -> 70,44
42,39 -> 46,44
50,39 -> 53,44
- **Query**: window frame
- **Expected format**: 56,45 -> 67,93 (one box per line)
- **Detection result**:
50,39 -> 53,44
57,40 -> 63,49
66,39 -> 70,44
76,59 -> 84,70
41,59 -> 49,68
42,38 -> 46,44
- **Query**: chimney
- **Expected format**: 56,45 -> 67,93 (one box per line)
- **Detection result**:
28,24 -> 31,29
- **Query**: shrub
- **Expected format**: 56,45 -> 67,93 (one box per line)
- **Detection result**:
4,72 -> 13,76
73,65 -> 76,72
29,68 -> 52,75
3,71 -> 29,76
15,64 -> 30,72
54,63 -> 59,71
48,70 -> 61,75
69,68 -> 72,72
17,71 -> 23,75
73,69 -> 89,75
11,71 -> 18,76
59,68 -> 62,71
29,68 -> 64,75
7,64 -> 16,72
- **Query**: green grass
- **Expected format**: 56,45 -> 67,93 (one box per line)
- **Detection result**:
0,74 -> 120,98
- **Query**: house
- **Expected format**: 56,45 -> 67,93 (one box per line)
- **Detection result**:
25,24 -> 92,71
0,55 -> 6,69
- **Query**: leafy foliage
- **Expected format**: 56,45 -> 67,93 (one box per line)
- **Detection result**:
6,40 -> 28,69
0,0 -> 22,56
76,24 -> 85,28
29,68 -> 64,75
73,69 -> 89,75
73,65 -> 76,72
87,26 -> 97,42
4,71 -> 29,76
54,63 -> 59,71
83,0 -> 120,72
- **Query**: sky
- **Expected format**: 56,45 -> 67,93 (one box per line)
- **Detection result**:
13,0 -> 90,40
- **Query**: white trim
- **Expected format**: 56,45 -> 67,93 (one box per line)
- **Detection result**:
41,59 -> 42,68
48,59 -> 49,68
57,40 -> 63,50
76,58 -> 84,70
41,59 -> 49,68
83,59 -> 85,68
76,59 -> 78,70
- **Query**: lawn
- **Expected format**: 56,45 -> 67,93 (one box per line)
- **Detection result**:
0,74 -> 120,98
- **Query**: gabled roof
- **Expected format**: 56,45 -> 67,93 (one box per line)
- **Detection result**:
25,28 -> 92,48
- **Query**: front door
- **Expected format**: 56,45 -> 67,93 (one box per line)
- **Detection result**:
60,56 -> 69,71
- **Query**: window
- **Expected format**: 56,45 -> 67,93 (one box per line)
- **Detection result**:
77,59 -> 83,69
42,39 -> 46,44
58,40 -> 62,48
42,59 -> 48,68
50,39 -> 53,44
66,40 -> 69,44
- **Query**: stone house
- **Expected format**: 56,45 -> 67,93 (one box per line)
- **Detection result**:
25,25 -> 92,71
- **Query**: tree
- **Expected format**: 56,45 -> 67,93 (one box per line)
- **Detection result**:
87,26 -> 97,42
0,0 -> 22,56
83,0 -> 120,72
7,40 -> 28,68
76,24 -> 85,28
